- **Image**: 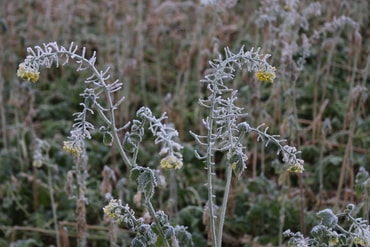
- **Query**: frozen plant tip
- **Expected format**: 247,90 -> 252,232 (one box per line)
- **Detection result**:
255,68 -> 276,83
103,199 -> 122,220
16,42 -> 132,167
63,141 -> 81,156
160,155 -> 183,169
17,62 -> 40,83
287,161 -> 304,173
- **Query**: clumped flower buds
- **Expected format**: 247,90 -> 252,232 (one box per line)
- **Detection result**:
63,141 -> 81,156
103,199 -> 122,220
17,63 -> 40,83
287,161 -> 305,173
32,160 -> 43,168
160,155 -> 183,170
255,69 -> 276,83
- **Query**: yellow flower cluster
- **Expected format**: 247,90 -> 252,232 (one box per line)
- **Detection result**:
103,199 -> 121,220
160,155 -> 183,169
255,68 -> 276,83
284,5 -> 291,11
354,236 -> 369,246
17,63 -> 40,83
288,162 -> 304,173
63,141 -> 81,156
32,159 -> 43,168
328,237 -> 339,246
231,162 -> 237,170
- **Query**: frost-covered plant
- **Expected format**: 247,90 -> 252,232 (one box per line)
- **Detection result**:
17,42 -> 191,247
191,46 -> 303,247
32,138 -> 60,246
254,0 -> 360,146
255,0 -> 359,73
18,42 -> 304,247
254,3 -> 361,241
103,198 -> 192,247
356,167 -> 370,222
284,204 -> 370,247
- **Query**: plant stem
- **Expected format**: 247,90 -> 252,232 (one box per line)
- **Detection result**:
87,62 -> 133,169
216,164 -> 232,247
47,163 -> 61,247
278,175 -> 287,246
137,0 -> 148,107
206,89 -> 218,247
37,50 -> 134,169
75,150 -> 88,247
147,201 -> 171,247
169,169 -> 178,219
0,75 -> 7,149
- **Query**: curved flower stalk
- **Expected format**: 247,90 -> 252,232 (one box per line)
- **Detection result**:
246,123 -> 304,173
17,43 -> 130,246
123,106 -> 183,168
191,46 -> 303,247
17,42 -> 131,168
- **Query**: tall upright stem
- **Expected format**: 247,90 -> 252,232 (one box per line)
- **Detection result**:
75,150 -> 88,247
216,164 -> 233,247
206,91 -> 218,247
47,164 -> 60,247
147,201 -> 171,247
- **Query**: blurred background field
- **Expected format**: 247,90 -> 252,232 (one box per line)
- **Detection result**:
0,0 -> 369,246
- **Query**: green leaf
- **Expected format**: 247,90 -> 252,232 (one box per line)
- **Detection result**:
130,166 -> 157,201
103,131 -> 113,146
175,225 -> 194,247
123,133 -> 136,152
317,209 -> 338,228
230,153 -> 246,178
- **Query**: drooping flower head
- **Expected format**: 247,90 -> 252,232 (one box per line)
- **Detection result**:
288,162 -> 305,173
103,199 -> 122,220
255,67 -> 276,83
63,141 -> 81,156
17,62 -> 40,83
160,155 -> 183,169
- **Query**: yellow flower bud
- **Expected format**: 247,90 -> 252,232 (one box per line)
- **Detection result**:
63,141 -> 81,156
255,69 -> 276,83
160,155 -> 183,170
17,63 -> 40,83
288,162 -> 304,173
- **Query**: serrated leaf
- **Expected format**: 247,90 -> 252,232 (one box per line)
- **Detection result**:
130,166 -> 157,201
317,209 -> 338,228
